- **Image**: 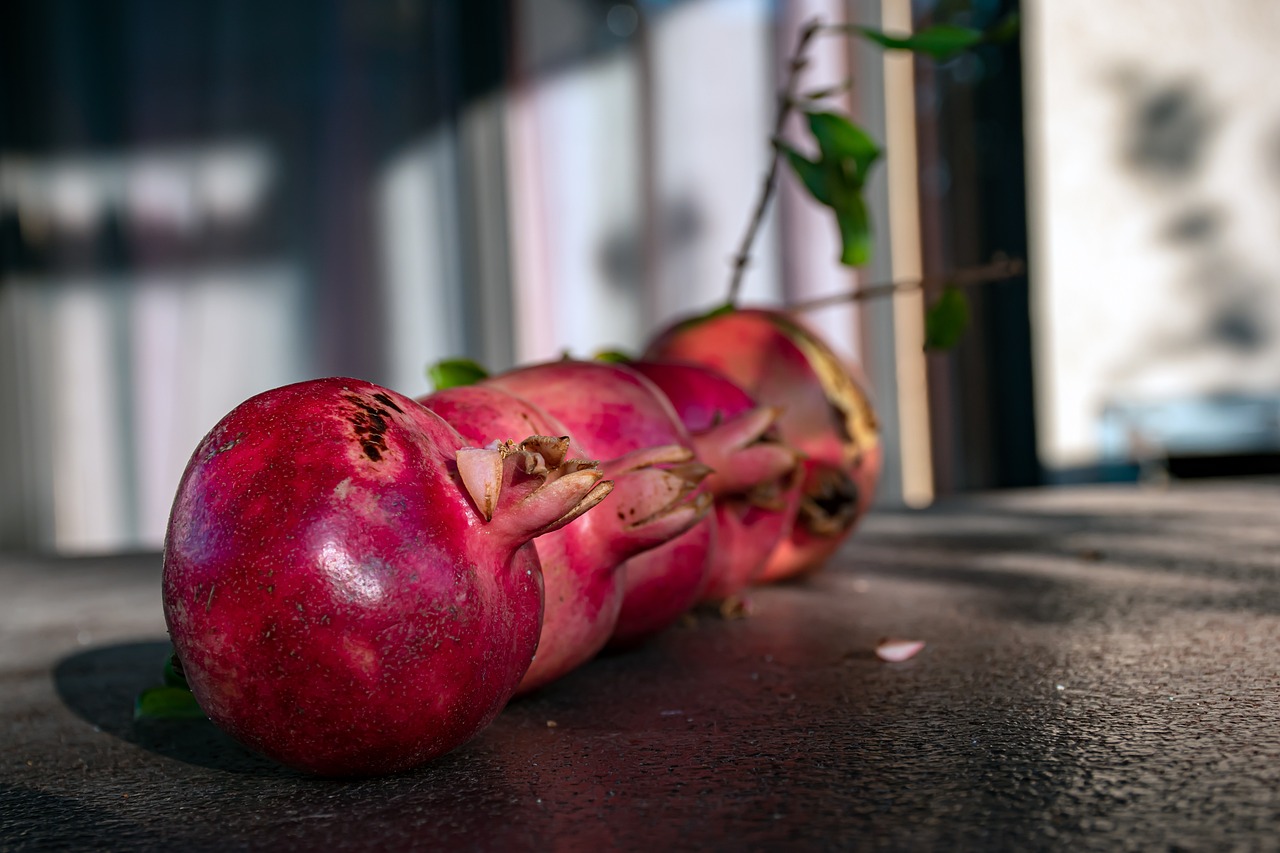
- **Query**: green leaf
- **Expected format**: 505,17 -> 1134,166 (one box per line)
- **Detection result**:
835,193 -> 873,267
162,653 -> 189,689
594,349 -> 633,364
806,113 -> 881,186
781,114 -> 882,267
652,301 -> 738,340
428,358 -> 489,391
779,142 -> 833,206
857,23 -> 985,60
801,79 -> 853,102
924,287 -> 971,350
985,11 -> 1021,44
134,686 -> 206,721
701,302 -> 736,320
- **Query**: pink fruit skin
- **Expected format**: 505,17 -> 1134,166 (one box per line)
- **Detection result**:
487,361 -> 716,646
646,309 -> 881,580
421,384 -> 705,694
628,360 -> 799,601
163,378 -> 603,777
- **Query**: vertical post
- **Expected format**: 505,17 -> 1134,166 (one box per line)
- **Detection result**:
881,0 -> 933,507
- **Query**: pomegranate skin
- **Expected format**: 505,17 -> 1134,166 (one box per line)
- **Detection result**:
162,378 -> 606,777
646,308 -> 881,579
628,360 -> 799,601
487,361 -> 717,646
422,384 -> 708,694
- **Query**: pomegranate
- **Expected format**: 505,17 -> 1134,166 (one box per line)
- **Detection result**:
421,384 -> 710,693
627,360 -> 799,601
645,308 -> 881,580
162,377 -> 611,776
486,361 -> 717,646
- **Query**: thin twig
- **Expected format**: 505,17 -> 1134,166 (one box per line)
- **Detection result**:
725,18 -> 823,306
784,256 -> 1025,313
817,23 -> 874,36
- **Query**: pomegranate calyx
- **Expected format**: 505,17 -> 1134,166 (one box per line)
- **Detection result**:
457,436 -> 614,538
666,460 -> 714,486
607,459 -> 712,531
515,435 -> 572,472
583,445 -> 715,565
518,470 -> 615,540
690,406 -> 797,497
605,443 -> 695,474
797,464 -> 860,536
456,446 -> 504,521
704,405 -> 784,452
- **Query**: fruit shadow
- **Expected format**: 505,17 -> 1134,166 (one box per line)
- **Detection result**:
52,639 -> 299,778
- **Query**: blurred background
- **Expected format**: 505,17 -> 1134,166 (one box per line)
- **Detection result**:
1,0 -> 1278,554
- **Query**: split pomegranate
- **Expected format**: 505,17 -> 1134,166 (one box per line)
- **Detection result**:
486,360 -> 717,646
162,377 -> 611,776
421,384 -> 710,693
645,307 -> 882,580
627,360 -> 799,601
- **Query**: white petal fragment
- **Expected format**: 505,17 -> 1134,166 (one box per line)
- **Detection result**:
875,638 -> 925,663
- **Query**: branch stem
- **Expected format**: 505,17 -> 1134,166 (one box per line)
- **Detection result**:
784,256 -> 1025,313
725,18 -> 823,306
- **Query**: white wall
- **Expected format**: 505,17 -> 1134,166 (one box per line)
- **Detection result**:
1025,0 -> 1280,469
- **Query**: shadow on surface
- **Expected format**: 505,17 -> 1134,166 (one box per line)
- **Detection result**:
0,783 -> 203,851
53,640 -> 298,779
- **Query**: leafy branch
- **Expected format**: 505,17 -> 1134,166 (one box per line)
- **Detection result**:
726,9 -> 1020,347
725,19 -> 824,307
784,255 -> 1024,312
784,255 -> 1025,350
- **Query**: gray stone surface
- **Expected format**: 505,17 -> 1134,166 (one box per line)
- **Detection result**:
3,481 -> 1279,850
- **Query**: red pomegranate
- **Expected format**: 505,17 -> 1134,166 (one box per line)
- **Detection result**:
421,383 -> 709,693
162,378 -> 611,776
645,308 -> 881,579
627,360 -> 799,601
486,360 -> 717,645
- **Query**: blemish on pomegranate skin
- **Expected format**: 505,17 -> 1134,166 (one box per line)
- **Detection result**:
204,431 -> 247,460
371,392 -> 404,414
343,636 -> 380,675
344,394 -> 392,462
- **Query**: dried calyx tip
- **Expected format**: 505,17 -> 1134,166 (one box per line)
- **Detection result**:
517,435 -> 571,471
665,461 -> 714,486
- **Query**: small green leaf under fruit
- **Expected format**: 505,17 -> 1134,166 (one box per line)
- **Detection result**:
135,686 -> 206,721
162,653 -> 189,689
429,358 -> 490,391
594,350 -> 634,364
857,23 -> 985,60
924,287 -> 970,350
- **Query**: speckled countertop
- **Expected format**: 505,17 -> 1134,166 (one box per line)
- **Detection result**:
3,480 -> 1279,851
